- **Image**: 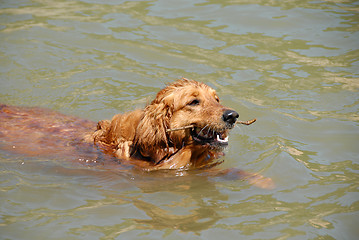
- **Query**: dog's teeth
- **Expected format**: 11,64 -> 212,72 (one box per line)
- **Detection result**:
216,134 -> 228,143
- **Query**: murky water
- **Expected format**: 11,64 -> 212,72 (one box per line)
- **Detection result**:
1,0 -> 358,239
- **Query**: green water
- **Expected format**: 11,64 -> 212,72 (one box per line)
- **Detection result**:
1,0 -> 358,239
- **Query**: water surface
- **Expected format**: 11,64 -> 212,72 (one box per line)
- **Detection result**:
1,0 -> 358,239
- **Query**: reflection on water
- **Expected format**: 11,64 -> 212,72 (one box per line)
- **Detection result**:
1,0 -> 358,239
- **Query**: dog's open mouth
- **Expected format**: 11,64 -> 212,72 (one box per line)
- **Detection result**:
190,127 -> 229,147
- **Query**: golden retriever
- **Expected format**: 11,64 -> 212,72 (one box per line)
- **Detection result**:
0,78 -> 273,188
92,78 -> 239,170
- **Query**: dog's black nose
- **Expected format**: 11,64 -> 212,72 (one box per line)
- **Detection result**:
222,110 -> 239,125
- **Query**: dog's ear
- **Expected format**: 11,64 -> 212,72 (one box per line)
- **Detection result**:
133,94 -> 174,164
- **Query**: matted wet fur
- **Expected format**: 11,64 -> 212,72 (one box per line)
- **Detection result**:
92,78 -> 239,170
0,78 -> 274,189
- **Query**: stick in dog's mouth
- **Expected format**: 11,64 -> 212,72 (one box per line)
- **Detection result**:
237,118 -> 256,125
166,118 -> 256,132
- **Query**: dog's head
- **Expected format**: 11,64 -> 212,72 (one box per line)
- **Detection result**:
133,78 -> 239,164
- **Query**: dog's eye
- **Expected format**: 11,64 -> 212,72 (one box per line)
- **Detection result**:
215,96 -> 220,102
188,99 -> 200,106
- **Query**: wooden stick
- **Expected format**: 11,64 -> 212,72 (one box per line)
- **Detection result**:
166,125 -> 194,132
237,118 -> 256,125
166,118 -> 256,132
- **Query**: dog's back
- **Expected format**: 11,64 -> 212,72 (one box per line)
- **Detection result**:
0,104 -> 96,158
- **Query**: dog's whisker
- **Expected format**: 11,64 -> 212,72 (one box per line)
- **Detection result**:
206,127 -> 211,137
237,118 -> 256,126
234,124 -> 243,134
197,124 -> 209,137
205,126 -> 213,137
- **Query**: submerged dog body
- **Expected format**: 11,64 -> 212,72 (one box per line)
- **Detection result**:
0,79 -> 238,171
92,79 -> 239,170
1,79 -> 275,188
